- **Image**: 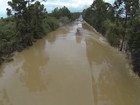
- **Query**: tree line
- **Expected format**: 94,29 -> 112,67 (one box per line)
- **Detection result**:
82,0 -> 140,76
0,0 -> 80,64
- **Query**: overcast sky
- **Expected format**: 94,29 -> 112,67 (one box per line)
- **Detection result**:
0,0 -> 114,17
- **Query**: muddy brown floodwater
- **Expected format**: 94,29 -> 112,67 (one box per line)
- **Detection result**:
0,21 -> 140,105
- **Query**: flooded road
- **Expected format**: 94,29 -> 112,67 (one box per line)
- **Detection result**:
0,21 -> 140,105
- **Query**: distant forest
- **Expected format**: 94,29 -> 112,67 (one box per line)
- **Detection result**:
82,0 -> 140,76
0,0 -> 80,64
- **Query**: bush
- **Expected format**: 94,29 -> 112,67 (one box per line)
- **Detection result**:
128,19 -> 140,75
58,16 -> 71,26
104,20 -> 120,47
43,16 -> 59,32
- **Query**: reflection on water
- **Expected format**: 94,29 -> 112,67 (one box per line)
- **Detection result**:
0,21 -> 140,105
0,89 -> 11,105
75,35 -> 82,44
17,39 -> 49,92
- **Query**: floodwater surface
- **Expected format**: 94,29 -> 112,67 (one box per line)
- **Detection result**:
0,21 -> 140,105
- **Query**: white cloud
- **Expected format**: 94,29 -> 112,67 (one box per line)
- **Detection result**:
0,0 -> 11,17
43,0 -> 93,12
104,0 -> 114,4
43,0 -> 115,12
0,0 -> 115,17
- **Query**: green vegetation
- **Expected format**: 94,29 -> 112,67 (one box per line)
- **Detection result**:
83,0 -> 140,76
50,6 -> 80,26
0,0 -> 79,64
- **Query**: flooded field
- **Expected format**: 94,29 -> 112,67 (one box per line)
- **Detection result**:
0,21 -> 140,105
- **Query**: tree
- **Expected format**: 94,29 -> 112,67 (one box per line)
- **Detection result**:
128,4 -> 140,75
29,1 -> 45,38
7,0 -> 45,46
128,18 -> 140,75
83,0 -> 112,34
83,0 -> 140,75
82,7 -> 93,25
113,0 -> 140,51
51,6 -> 72,20
6,8 -> 12,16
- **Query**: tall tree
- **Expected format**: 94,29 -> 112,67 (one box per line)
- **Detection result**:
7,0 -> 45,46
84,0 -> 112,34
128,3 -> 140,75
113,0 -> 139,51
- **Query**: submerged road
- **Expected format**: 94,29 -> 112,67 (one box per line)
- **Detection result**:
0,21 -> 140,105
